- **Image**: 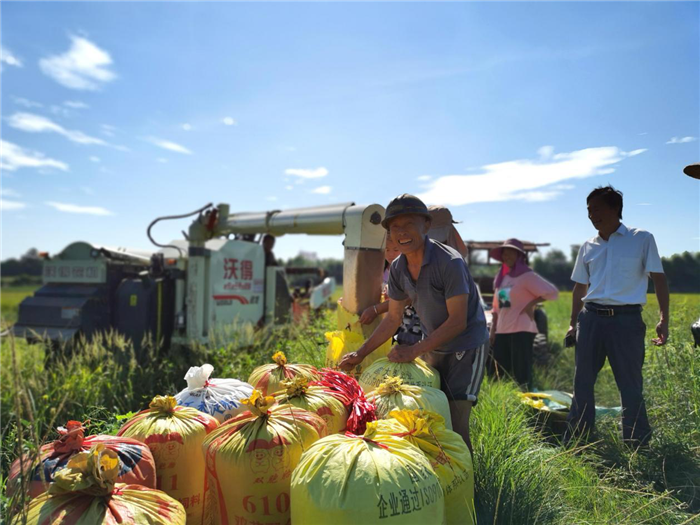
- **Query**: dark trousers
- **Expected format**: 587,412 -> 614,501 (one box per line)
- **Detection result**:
565,306 -> 651,445
490,332 -> 535,390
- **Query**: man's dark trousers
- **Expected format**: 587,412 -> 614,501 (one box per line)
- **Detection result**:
566,304 -> 652,445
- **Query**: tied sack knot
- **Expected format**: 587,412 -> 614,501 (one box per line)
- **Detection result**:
149,395 -> 178,414
282,376 -> 309,398
54,420 -> 86,454
184,363 -> 214,390
388,409 -> 446,438
376,376 -> 404,396
50,444 -> 120,497
272,351 -> 287,367
241,390 -> 276,417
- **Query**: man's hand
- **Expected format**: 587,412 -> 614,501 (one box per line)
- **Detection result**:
387,344 -> 419,363
489,329 -> 497,348
652,318 -> 669,346
565,325 -> 577,348
359,306 -> 378,325
339,351 -> 365,371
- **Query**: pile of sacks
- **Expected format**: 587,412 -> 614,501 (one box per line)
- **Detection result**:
9,342 -> 475,524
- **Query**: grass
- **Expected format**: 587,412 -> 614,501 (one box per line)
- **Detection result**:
1,285 -> 699,524
0,286 -> 35,329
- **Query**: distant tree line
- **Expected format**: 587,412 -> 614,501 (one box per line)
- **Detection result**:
531,247 -> 700,293
3,247 -> 698,293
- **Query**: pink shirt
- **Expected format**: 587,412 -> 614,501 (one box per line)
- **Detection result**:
492,272 -> 559,334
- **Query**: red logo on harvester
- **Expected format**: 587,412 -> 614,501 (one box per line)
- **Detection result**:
223,259 -> 254,281
212,295 -> 249,304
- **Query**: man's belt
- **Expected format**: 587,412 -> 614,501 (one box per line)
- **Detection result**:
585,303 -> 642,317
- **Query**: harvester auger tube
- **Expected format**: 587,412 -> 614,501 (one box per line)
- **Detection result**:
181,202 -> 386,341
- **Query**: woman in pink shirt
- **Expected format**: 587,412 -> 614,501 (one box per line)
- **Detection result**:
488,239 -> 559,389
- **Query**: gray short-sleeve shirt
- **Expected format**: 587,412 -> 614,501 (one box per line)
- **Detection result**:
388,238 -> 489,353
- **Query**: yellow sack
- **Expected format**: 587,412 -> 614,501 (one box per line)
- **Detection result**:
367,376 -> 453,430
336,299 -> 363,333
247,351 -> 319,395
273,376 -> 349,434
203,390 -> 325,525
376,410 -> 475,525
13,444 -> 186,525
291,421 -> 445,524
325,330 -> 392,379
117,395 -> 219,525
359,357 -> 440,392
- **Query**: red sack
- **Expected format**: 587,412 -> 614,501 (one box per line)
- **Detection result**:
312,369 -> 377,434
8,420 -> 156,499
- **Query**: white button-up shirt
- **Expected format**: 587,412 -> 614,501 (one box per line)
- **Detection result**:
571,223 -> 664,305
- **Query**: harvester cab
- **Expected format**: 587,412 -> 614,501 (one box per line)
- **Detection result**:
13,202 -> 386,352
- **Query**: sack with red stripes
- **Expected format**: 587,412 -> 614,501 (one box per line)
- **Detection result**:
7,420 -> 156,499
12,444 -> 186,525
117,396 -> 219,525
247,351 -> 319,395
203,390 -> 325,525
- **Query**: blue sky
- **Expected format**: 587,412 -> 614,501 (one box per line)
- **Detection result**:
2,2 -> 699,263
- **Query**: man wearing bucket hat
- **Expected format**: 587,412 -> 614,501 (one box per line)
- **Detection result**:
340,194 -> 489,453
564,185 -> 669,448
488,239 -> 559,390
427,205 -> 468,258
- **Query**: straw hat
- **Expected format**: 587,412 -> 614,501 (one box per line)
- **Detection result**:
489,238 -> 526,262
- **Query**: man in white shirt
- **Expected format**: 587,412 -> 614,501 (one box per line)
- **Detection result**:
564,186 -> 669,447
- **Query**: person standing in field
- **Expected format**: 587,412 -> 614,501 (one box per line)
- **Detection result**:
564,185 -> 669,447
488,239 -> 559,390
340,194 -> 489,453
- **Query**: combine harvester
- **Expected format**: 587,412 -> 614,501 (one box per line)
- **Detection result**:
13,202 -> 386,350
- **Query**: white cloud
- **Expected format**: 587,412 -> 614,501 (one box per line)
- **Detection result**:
552,184 -> 575,190
311,185 -> 332,195
637,202 -> 652,206
266,196 -> 278,202
417,146 -> 645,206
144,136 -> 193,155
416,175 -> 432,181
89,156 -> 101,163
64,100 -> 89,109
156,158 -> 168,163
46,201 -> 113,216
0,140 -> 69,172
39,36 -> 116,90
625,148 -> 646,157
222,117 -> 237,126
285,167 -> 329,179
7,112 -> 108,146
0,188 -> 21,198
181,123 -> 192,131
1,46 -> 23,69
666,136 -> 697,144
50,105 -> 73,117
0,199 -> 26,211
100,124 -> 116,137
538,145 -> 555,160
13,97 -> 42,108
285,185 -> 293,190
